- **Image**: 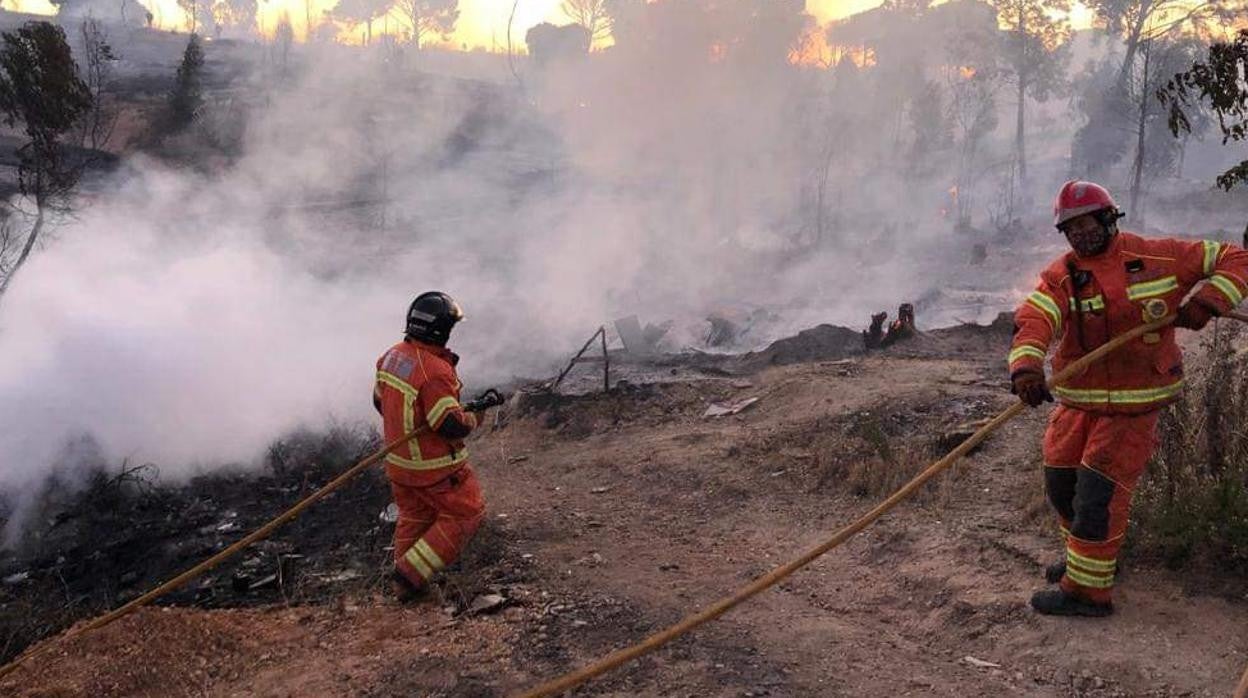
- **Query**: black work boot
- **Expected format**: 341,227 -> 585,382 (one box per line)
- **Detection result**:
390,571 -> 431,605
1045,560 -> 1066,584
1030,589 -> 1113,617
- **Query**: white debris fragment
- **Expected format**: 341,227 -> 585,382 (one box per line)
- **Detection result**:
379,503 -> 399,524
704,397 -> 760,418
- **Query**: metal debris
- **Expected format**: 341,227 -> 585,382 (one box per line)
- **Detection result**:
703,397 -> 759,418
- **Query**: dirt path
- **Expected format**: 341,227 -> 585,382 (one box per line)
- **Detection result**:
7,329 -> 1248,697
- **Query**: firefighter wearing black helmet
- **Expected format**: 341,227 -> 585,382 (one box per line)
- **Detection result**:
373,291 -> 503,602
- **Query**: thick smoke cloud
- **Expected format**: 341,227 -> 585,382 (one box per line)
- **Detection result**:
0,13 -> 972,515
12,1 -> 1239,538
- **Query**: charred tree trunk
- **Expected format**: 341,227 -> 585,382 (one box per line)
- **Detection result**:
0,205 -> 47,302
1129,40 -> 1151,223
1116,3 -> 1152,91
1014,8 -> 1028,186
1016,75 -> 1027,186
815,138 -> 836,247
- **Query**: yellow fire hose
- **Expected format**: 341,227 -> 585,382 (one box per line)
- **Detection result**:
515,314 -> 1179,697
3,311 -> 1245,692
0,425 -> 426,681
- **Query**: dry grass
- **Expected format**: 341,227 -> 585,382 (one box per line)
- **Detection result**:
1132,321 -> 1248,574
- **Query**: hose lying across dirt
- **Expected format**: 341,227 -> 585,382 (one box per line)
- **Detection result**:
515,314 -> 1181,697
5,313 -> 1246,694
0,426 -> 426,681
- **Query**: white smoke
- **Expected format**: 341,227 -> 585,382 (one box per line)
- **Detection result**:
3,5 -> 1181,531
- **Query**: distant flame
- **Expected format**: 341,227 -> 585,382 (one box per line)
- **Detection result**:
958,65 -> 976,80
821,42 -> 875,68
789,26 -> 833,67
709,42 -> 728,63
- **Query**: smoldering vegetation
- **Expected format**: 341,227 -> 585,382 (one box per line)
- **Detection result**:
0,0 -> 1247,664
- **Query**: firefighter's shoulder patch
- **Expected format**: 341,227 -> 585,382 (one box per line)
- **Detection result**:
383,349 -> 417,380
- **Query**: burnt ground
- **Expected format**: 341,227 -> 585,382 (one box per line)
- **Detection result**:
3,319 -> 1248,697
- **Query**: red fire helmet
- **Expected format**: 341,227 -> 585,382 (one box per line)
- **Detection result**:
1054,180 -> 1117,228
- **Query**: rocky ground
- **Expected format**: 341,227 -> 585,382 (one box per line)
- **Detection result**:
4,319 -> 1248,697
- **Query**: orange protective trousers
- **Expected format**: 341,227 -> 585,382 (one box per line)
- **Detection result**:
390,465 -> 486,588
1042,405 -> 1159,604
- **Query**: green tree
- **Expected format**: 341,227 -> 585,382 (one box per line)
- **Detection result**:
1073,0 -> 1237,177
332,0 -> 389,44
986,0 -> 1070,186
1123,34 -> 1204,221
390,0 -> 457,50
211,0 -> 259,35
946,67 -> 1001,226
561,0 -> 611,45
76,17 -> 118,152
1159,29 -> 1248,191
0,21 -> 92,301
908,80 -> 950,163
274,14 -> 294,73
166,33 -> 204,134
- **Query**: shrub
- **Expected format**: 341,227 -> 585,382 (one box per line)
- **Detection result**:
1133,321 -> 1248,574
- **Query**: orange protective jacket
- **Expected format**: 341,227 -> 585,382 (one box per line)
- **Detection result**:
374,339 -> 479,486
1009,232 -> 1248,415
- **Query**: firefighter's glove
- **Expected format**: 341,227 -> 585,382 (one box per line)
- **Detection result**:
1175,299 -> 1217,331
464,388 -> 505,413
1011,370 -> 1053,408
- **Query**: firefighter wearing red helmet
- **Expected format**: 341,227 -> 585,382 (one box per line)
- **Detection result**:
1009,181 -> 1248,616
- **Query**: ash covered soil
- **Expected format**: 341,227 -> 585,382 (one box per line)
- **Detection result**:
5,320 -> 1248,697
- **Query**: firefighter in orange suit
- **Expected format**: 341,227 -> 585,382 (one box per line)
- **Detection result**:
1010,181 -> 1248,616
373,291 -> 502,602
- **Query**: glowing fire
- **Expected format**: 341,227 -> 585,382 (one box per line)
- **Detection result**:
789,26 -> 832,67
708,41 -> 727,63
958,65 -> 976,79
0,0 -> 1116,56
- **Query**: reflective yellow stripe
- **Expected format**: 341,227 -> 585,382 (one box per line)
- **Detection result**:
404,546 -> 434,580
1067,549 -> 1117,573
1126,275 -> 1178,300
385,449 -> 470,471
1203,240 -> 1220,276
1059,525 -> 1070,541
378,370 -> 420,433
377,371 -> 417,397
1026,291 -> 1062,331
1067,295 -> 1105,312
426,396 -> 461,429
1209,274 -> 1244,306
414,540 -> 446,571
1009,345 -> 1047,364
1054,380 -> 1184,406
1064,566 -> 1114,588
